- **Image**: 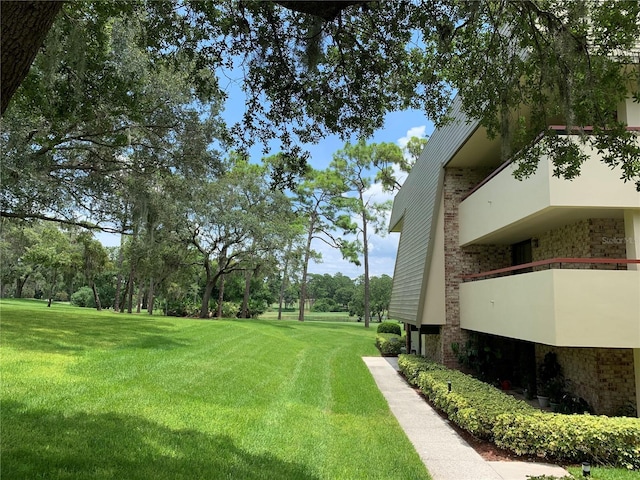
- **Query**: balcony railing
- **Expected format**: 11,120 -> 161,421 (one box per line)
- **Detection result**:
462,258 -> 640,282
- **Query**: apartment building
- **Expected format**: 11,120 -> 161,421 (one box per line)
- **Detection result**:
389,96 -> 640,416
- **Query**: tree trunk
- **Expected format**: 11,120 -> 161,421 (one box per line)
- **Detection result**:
119,275 -> 129,313
136,279 -> 143,313
298,222 -> 315,322
91,281 -> 102,311
240,269 -> 251,318
216,274 -> 225,318
361,192 -> 370,329
113,234 -> 125,311
15,274 -> 28,298
200,279 -> 215,319
1,1 -> 64,115
278,254 -> 290,320
126,271 -> 134,314
47,271 -> 55,307
147,278 -> 155,315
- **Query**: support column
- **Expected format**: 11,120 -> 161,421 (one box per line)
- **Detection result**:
626,210 -> 640,415
635,350 -> 640,418
618,97 -> 640,127
405,323 -> 411,354
624,209 -> 640,269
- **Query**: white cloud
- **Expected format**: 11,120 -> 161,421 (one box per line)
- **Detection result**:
397,125 -> 427,149
307,232 -> 398,279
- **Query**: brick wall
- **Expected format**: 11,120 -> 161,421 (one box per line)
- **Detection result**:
532,220 -> 591,263
589,218 -> 627,265
442,167 -> 512,367
536,345 -> 636,416
532,218 -> 626,269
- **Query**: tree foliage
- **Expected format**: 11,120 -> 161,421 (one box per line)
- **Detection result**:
4,0 -> 639,204
1,4 -> 225,229
22,224 -> 78,307
178,159 -> 296,318
331,139 -> 395,328
292,167 -> 359,321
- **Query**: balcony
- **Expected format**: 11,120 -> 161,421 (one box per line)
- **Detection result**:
458,136 -> 640,246
459,259 -> 640,348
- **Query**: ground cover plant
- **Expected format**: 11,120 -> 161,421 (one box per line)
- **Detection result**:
1,299 -> 431,480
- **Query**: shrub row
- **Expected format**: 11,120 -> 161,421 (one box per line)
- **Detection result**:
376,321 -> 402,335
375,333 -> 403,356
397,354 -> 446,384
400,355 -> 531,439
494,412 -> 640,469
397,354 -> 640,469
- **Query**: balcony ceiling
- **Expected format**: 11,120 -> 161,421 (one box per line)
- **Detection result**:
469,206 -> 625,245
446,125 -> 502,168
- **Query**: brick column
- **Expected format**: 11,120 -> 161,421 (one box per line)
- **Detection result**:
441,167 -> 511,368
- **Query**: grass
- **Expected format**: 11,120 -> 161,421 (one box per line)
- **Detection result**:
565,466 -> 640,480
260,309 -> 355,322
0,299 -> 431,480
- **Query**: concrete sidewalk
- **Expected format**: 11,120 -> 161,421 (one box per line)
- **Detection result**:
362,357 -> 571,480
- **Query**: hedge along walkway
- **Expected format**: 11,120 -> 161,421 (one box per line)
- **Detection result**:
363,357 -> 571,480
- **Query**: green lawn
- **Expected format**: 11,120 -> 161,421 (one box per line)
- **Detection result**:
565,466 -> 639,480
259,309 -> 355,322
0,299 -> 430,480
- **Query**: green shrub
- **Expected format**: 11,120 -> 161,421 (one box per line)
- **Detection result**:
397,354 -> 446,385
415,368 -> 532,439
54,291 -> 69,302
397,353 -> 640,469
377,321 -> 402,335
494,412 -> 640,469
165,299 -> 200,317
71,286 -> 95,308
311,298 -> 338,312
375,333 -> 403,356
215,301 -> 240,318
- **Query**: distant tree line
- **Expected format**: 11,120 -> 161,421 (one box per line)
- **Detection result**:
0,219 -> 393,323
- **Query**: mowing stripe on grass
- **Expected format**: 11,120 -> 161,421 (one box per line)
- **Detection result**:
1,300 -> 431,480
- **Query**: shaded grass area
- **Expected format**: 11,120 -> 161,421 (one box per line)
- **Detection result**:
1,299 -> 430,480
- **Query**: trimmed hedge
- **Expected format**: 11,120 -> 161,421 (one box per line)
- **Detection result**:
375,333 -> 403,356
397,354 -> 446,384
377,321 -> 402,335
494,412 -> 640,469
414,364 -> 531,440
397,354 -> 640,469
